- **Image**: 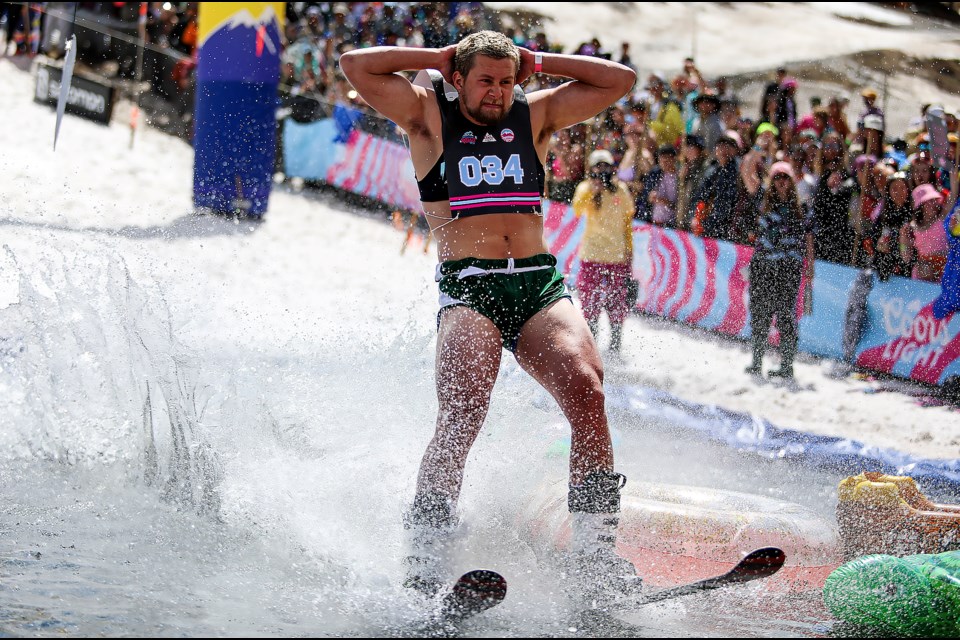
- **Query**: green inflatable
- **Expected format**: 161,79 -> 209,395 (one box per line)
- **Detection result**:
823,551 -> 960,636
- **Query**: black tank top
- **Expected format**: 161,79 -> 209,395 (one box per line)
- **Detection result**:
416,70 -> 545,216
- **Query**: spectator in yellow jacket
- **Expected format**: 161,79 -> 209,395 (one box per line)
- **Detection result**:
573,150 -> 637,353
646,73 -> 685,148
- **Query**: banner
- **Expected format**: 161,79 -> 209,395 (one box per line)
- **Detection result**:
283,115 -> 420,212
194,3 -> 283,217
279,118 -> 960,386
35,60 -> 114,125
856,276 -> 960,385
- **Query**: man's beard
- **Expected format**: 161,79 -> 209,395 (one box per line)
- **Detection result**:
464,101 -> 509,126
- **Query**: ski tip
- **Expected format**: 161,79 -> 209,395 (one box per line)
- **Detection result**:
441,569 -> 507,620
739,547 -> 786,577
454,569 -> 507,599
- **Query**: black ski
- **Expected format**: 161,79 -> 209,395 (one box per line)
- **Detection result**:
437,569 -> 507,621
613,546 -> 786,610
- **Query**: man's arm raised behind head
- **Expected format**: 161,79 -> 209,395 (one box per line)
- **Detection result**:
339,46 -> 453,134
527,52 -> 637,138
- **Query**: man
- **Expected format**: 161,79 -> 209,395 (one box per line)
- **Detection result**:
573,150 -> 636,353
340,32 -> 637,597
692,135 -> 742,240
692,90 -> 723,154
760,66 -> 787,122
677,134 -> 708,230
855,87 -> 885,145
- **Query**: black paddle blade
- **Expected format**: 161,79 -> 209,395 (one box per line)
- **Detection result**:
439,569 -> 507,620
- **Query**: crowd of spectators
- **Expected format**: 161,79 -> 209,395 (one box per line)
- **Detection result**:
279,2 -> 557,108
547,59 -> 959,285
278,2 -> 958,285
8,2 -> 958,286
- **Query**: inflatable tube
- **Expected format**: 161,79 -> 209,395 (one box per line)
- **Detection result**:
823,551 -> 960,636
522,480 -> 841,591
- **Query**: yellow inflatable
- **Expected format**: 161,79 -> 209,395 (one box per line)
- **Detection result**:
837,472 -> 960,559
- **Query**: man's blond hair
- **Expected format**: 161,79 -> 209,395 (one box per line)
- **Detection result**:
455,31 -> 520,78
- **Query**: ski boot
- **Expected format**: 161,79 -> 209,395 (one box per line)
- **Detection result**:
567,471 -> 642,604
402,492 -> 457,598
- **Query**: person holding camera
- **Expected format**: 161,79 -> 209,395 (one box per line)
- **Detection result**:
573,150 -> 637,353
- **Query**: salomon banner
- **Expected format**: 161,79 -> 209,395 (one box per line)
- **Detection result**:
35,60 -> 114,125
194,2 -> 283,217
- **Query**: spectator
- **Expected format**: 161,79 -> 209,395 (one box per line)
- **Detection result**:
677,134 -> 709,229
741,122 -> 779,196
812,161 -> 857,264
775,77 -> 799,147
692,135 -> 742,240
735,117 -> 756,155
907,149 -> 936,191
640,144 -> 680,225
618,110 -> 656,204
595,105 -> 628,165
547,126 -> 586,204
827,96 -> 852,142
788,144 -> 817,210
760,66 -> 788,123
855,87 -> 885,147
871,170 -> 913,280
693,90 -> 724,154
647,73 -> 684,147
862,114 -> 884,158
900,183 -> 957,282
719,98 -> 740,132
573,150 -> 637,353
715,75 -> 737,103
852,155 -> 883,266
673,74 -> 699,135
797,106 -> 829,139
682,56 -> 704,91
819,132 -> 848,174
745,162 -> 814,381
618,41 -> 635,70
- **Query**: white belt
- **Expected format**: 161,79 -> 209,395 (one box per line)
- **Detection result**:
435,258 -> 553,282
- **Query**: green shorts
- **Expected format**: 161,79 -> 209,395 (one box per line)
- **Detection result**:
436,253 -> 571,352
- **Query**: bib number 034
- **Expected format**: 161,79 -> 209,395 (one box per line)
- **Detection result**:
458,154 -> 525,187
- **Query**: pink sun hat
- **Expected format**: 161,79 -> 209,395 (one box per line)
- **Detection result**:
912,183 -> 944,208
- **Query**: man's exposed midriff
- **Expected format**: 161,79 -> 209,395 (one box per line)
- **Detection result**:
422,207 -> 549,261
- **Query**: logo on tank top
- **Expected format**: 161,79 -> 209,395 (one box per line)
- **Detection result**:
500,128 -> 515,142
460,131 -> 477,145
483,133 -> 496,143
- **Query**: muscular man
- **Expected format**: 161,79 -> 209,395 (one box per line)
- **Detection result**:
340,32 -> 636,597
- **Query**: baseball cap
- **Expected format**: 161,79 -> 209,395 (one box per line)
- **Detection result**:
756,122 -> 779,137
588,149 -> 615,167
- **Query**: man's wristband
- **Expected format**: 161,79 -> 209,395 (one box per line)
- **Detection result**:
534,52 -> 543,74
